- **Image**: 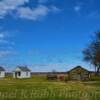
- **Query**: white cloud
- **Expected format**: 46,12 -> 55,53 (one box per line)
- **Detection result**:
0,31 -> 9,39
17,5 -> 49,20
17,5 -> 61,20
0,31 -> 17,58
0,30 -> 18,58
74,5 -> 81,12
0,33 -> 5,39
0,39 -> 9,44
0,50 -> 17,58
0,32 -> 7,44
0,0 -> 61,20
50,6 -> 61,13
0,31 -> 15,50
0,0 -> 29,18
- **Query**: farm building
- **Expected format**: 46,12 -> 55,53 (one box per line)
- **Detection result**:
68,66 -> 89,80
0,66 -> 5,78
13,66 -> 31,79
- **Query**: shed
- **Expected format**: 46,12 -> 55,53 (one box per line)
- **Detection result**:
0,66 -> 5,78
13,66 -> 31,79
68,66 -> 89,80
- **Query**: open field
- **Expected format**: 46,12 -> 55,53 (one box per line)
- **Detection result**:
0,76 -> 100,100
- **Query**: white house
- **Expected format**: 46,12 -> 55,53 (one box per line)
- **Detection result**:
13,66 -> 31,79
0,66 -> 5,78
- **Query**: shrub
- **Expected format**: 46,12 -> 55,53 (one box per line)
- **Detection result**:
64,76 -> 69,82
89,76 -> 100,81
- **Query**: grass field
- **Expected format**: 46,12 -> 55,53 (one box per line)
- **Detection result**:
0,76 -> 100,100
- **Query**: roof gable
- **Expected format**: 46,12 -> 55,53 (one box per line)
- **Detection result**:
0,66 -> 5,71
69,66 -> 89,73
14,66 -> 31,72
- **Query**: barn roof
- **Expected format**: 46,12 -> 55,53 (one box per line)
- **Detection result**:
68,66 -> 89,72
0,66 -> 5,71
17,66 -> 31,72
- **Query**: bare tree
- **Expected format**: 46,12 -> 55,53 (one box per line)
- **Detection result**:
83,31 -> 100,75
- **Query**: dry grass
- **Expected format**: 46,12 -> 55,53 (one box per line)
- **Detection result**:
0,76 -> 99,100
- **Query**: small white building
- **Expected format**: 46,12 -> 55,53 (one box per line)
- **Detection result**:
13,66 -> 31,79
0,66 -> 5,78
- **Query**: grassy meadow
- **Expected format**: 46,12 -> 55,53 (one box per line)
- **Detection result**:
0,76 -> 100,100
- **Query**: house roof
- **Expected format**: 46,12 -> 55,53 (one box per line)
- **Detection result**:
16,66 -> 31,72
68,66 -> 89,72
0,66 -> 5,71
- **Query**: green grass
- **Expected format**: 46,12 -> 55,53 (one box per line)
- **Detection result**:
0,76 -> 100,100
89,76 -> 100,81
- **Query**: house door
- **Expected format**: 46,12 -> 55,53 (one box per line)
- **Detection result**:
71,74 -> 81,80
76,74 -> 81,80
15,72 -> 21,78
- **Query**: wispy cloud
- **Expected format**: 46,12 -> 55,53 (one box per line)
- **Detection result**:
0,31 -> 11,39
0,31 -> 17,58
32,62 -> 68,72
17,5 -> 61,21
0,50 -> 18,58
0,31 -> 8,44
0,32 -> 5,39
17,5 -> 49,20
87,11 -> 100,18
73,1 -> 84,15
38,0 -> 48,3
74,5 -> 81,13
0,0 -> 29,18
0,31 -> 16,54
50,5 -> 61,13
0,0 -> 61,20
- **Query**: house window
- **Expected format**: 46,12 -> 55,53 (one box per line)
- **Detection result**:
26,72 -> 28,76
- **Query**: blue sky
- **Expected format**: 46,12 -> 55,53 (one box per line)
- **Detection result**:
0,0 -> 100,72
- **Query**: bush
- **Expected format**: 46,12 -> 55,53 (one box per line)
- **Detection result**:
89,76 -> 100,81
64,76 -> 69,82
